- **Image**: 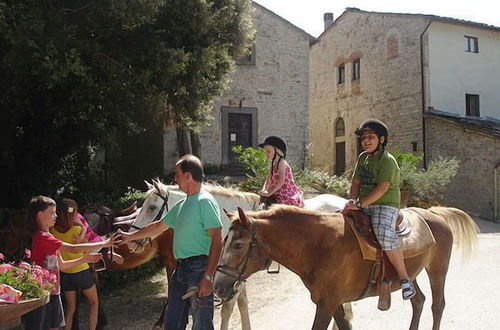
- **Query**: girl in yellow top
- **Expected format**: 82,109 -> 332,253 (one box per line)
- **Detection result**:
51,199 -> 100,330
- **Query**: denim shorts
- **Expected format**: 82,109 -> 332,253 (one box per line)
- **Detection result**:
60,268 -> 95,291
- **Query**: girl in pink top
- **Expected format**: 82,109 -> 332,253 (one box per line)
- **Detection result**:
258,136 -> 304,207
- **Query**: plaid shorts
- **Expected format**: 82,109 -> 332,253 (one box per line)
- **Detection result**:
362,205 -> 399,250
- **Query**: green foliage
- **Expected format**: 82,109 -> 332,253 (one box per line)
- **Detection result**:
232,145 -> 269,192
0,0 -> 255,208
295,168 -> 351,198
391,149 -> 423,190
113,187 -> 148,209
0,261 -> 56,300
409,157 -> 459,202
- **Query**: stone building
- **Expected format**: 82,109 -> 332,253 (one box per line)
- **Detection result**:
310,8 -> 500,220
163,2 -> 314,174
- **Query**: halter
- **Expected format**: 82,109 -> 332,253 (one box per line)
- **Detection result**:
128,189 -> 170,252
215,219 -> 271,299
130,190 -> 170,230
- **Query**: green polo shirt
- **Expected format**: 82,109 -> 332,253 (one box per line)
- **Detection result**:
162,191 -> 222,259
353,149 -> 401,208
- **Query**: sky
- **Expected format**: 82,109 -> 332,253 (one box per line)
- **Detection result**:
254,0 -> 500,37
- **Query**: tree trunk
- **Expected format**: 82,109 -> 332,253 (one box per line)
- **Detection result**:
176,126 -> 191,157
190,130 -> 201,158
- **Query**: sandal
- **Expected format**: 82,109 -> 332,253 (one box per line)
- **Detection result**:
400,279 -> 416,300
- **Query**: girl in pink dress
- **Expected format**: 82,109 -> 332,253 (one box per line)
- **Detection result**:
258,136 -> 304,207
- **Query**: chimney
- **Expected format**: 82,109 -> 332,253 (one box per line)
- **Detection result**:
324,12 -> 334,31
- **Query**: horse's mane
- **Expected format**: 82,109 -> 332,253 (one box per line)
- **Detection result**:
227,205 -> 324,226
148,180 -> 260,204
203,184 -> 260,203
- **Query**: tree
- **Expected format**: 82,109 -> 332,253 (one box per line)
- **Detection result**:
0,0 -> 254,208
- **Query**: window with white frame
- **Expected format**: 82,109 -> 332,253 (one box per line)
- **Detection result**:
352,59 -> 360,81
464,36 -> 478,53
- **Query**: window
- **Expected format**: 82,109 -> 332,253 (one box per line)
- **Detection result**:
237,43 -> 256,65
464,36 -> 478,53
465,94 -> 480,117
352,59 -> 360,81
335,118 -> 345,137
338,64 -> 345,84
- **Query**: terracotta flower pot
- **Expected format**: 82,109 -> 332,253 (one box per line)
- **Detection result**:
0,293 -> 50,328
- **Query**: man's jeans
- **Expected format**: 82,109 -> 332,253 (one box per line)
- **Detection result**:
164,255 -> 214,330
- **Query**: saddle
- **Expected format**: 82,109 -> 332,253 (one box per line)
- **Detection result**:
343,208 -> 436,310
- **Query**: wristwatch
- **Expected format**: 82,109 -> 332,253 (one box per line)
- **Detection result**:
203,273 -> 214,283
355,199 -> 363,209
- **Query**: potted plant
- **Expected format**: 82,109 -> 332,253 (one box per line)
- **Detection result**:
0,251 -> 56,328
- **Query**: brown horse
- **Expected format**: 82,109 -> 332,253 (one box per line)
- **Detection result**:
214,205 -> 479,330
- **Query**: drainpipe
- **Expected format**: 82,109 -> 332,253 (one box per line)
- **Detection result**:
420,21 -> 432,169
495,162 -> 500,222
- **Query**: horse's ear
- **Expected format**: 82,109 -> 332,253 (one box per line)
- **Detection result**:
237,207 -> 251,229
144,180 -> 154,190
152,179 -> 162,193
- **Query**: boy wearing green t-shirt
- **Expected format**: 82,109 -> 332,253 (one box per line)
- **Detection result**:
343,119 -> 415,300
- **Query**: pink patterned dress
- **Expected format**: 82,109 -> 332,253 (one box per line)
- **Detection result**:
268,163 -> 304,207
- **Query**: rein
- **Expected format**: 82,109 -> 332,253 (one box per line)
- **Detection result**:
215,219 -> 271,299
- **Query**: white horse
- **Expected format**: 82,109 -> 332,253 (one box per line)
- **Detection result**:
129,179 -> 349,330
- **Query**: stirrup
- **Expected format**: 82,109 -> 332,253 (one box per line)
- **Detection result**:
400,279 -> 416,300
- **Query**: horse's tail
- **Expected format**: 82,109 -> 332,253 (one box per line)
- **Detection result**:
428,206 -> 480,262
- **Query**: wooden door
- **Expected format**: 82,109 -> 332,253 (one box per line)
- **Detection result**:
228,113 -> 252,165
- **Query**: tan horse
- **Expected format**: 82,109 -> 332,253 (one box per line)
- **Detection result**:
214,205 -> 479,330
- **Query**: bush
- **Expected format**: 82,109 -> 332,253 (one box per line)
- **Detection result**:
232,145 -> 269,192
391,149 -> 423,191
295,168 -> 350,198
409,157 -> 459,203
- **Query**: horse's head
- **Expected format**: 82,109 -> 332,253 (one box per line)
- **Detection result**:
131,179 -> 185,230
214,207 -> 270,301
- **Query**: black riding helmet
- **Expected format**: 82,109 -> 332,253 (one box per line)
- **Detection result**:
258,136 -> 287,157
355,119 -> 389,148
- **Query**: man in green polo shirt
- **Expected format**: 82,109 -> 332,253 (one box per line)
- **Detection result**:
120,154 -> 223,330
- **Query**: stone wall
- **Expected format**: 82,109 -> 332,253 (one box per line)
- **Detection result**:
310,10 -> 430,172
163,3 -> 311,173
426,116 -> 500,221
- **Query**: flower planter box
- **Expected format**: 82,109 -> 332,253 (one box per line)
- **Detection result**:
0,294 -> 50,329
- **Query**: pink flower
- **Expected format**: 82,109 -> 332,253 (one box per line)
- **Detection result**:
0,264 -> 14,273
0,252 -> 4,261
19,261 -> 31,269
24,249 -> 31,259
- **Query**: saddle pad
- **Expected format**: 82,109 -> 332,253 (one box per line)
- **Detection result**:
346,208 -> 436,261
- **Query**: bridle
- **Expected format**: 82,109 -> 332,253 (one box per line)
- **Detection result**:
128,189 -> 170,252
215,218 -> 271,299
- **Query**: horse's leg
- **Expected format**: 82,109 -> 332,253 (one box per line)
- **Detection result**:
426,267 -> 448,330
332,303 -> 352,330
312,300 -> 335,330
220,293 -> 238,330
408,279 -> 426,330
236,284 -> 251,330
332,303 -> 353,330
